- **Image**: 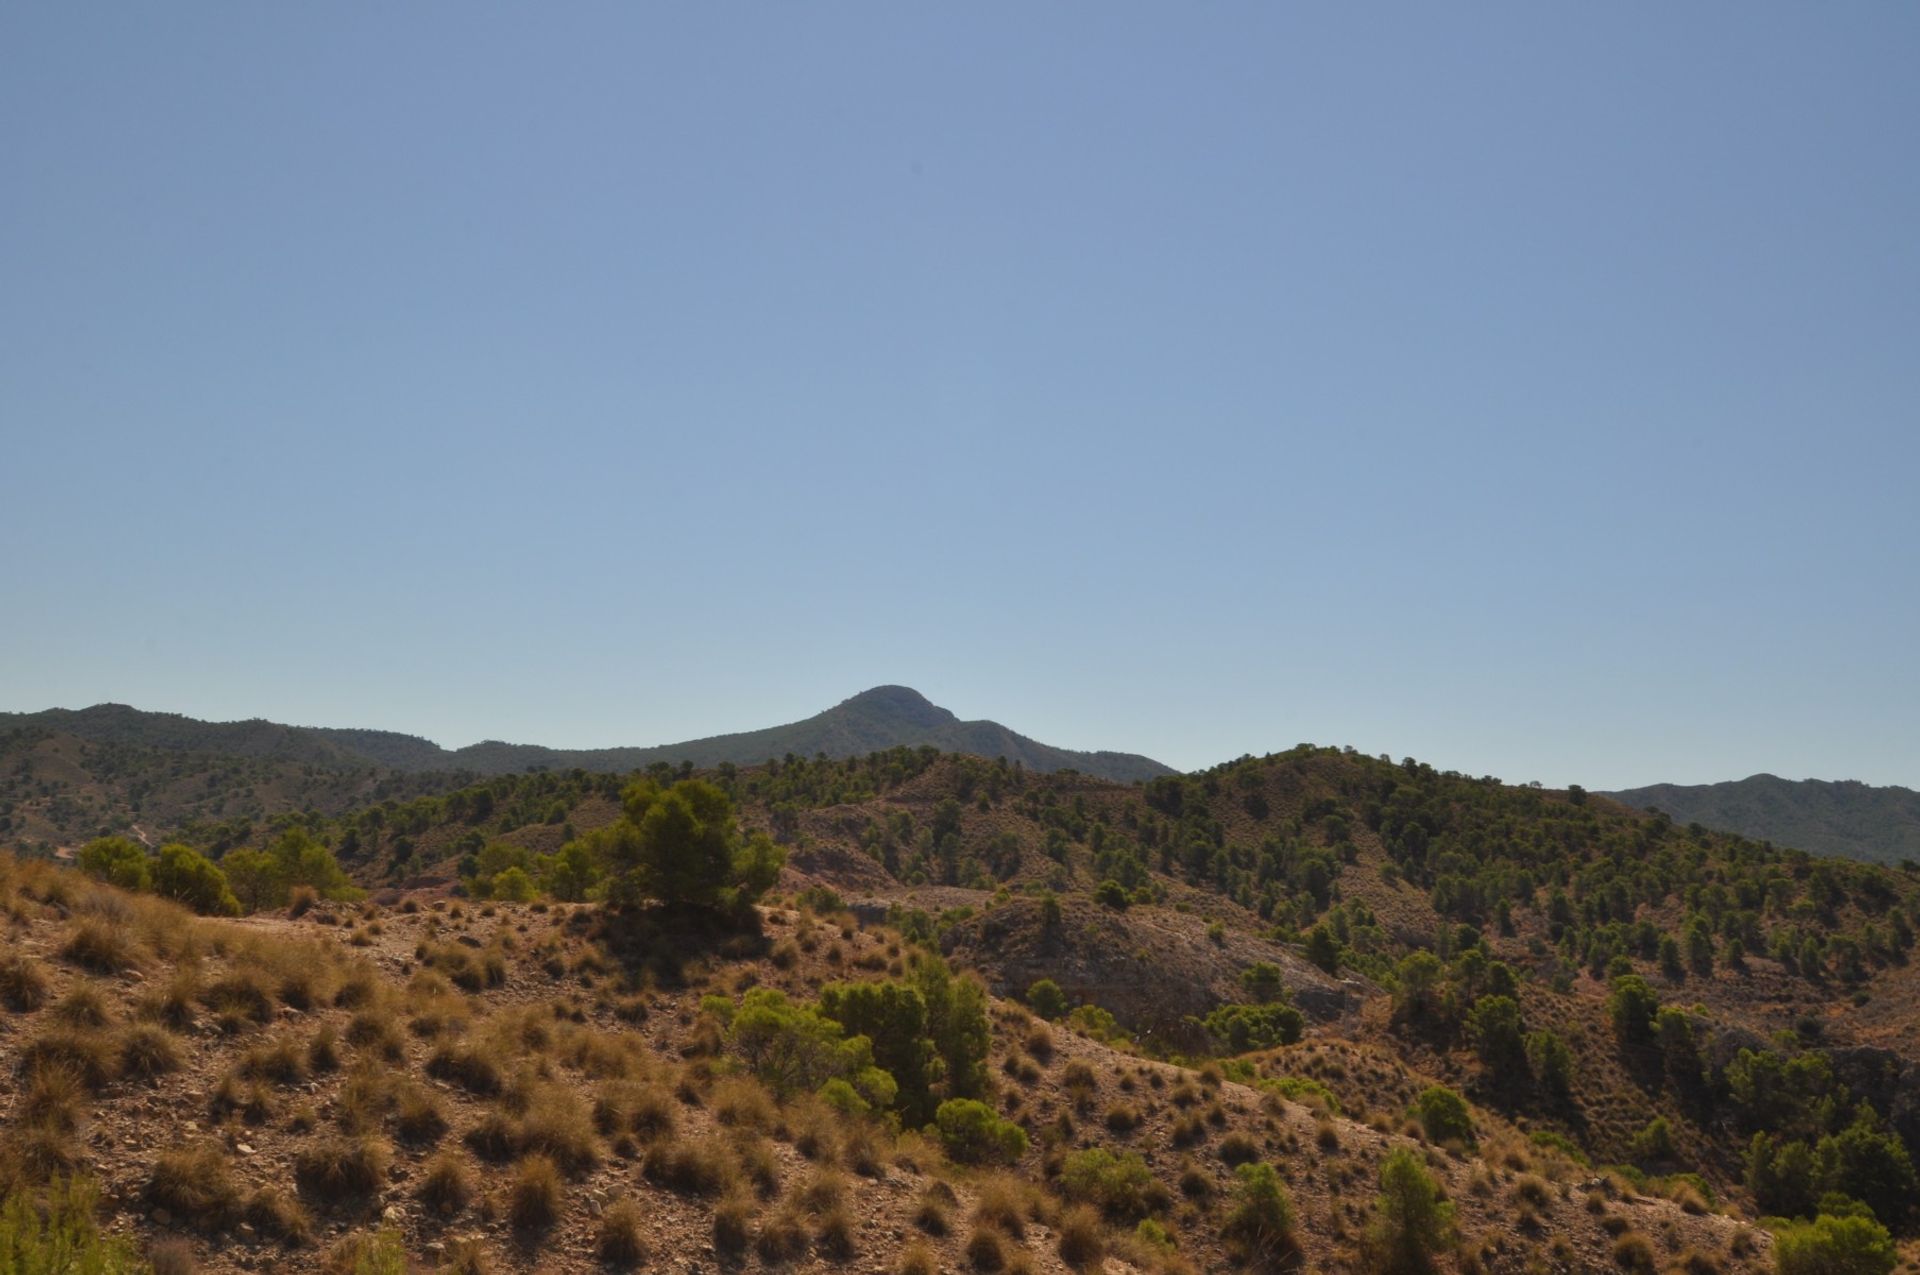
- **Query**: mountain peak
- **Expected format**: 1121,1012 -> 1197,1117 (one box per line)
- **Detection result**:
836,685 -> 954,728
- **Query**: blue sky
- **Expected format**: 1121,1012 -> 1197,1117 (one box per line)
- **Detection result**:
3,5 -> 1915,787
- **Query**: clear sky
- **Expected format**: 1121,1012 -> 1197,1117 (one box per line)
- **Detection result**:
3,5 -> 1915,788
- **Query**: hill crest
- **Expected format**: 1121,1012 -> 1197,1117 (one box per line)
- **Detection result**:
0,686 -> 1175,784
1603,772 -> 1920,865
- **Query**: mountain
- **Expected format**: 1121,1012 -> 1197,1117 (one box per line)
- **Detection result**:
537,684 -> 1177,783
1602,773 -> 1920,865
0,686 -> 1174,785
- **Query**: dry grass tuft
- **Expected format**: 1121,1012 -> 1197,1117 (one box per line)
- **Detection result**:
0,954 -> 51,1011
713,1074 -> 778,1131
435,1239 -> 492,1275
139,968 -> 202,1030
845,1123 -> 887,1177
417,1151 -> 475,1216
19,1027 -> 119,1090
754,1206 -> 810,1263
464,1110 -> 520,1162
914,1186 -> 952,1236
118,1023 -> 184,1080
506,1153 -> 563,1230
596,1199 -> 648,1267
1670,1182 -> 1710,1215
241,1035 -> 307,1086
815,1202 -> 857,1260
395,1082 -> 449,1145
148,1144 -> 241,1229
1057,1204 -> 1106,1270
210,1073 -> 276,1125
62,919 -> 142,973
966,1226 -> 1007,1271
335,1065 -> 401,1134
294,1134 -> 393,1202
1514,1174 -> 1552,1209
789,1100 -> 840,1162
427,1039 -> 504,1096
244,1184 -> 314,1246
1612,1231 -> 1657,1273
50,983 -> 113,1028
202,970 -> 276,1032
734,1136 -> 781,1200
713,1192 -> 753,1258
1218,1132 -> 1259,1166
344,1007 -> 406,1061
307,1024 -> 342,1074
514,1085 -> 600,1174
593,1079 -> 678,1144
4,1125 -> 82,1184
19,1063 -> 86,1134
973,1175 -> 1032,1239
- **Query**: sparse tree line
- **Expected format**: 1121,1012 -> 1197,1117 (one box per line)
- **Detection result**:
76,775 -> 786,923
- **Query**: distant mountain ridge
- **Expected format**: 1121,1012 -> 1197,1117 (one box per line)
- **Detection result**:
0,686 -> 1175,784
1602,773 -> 1920,866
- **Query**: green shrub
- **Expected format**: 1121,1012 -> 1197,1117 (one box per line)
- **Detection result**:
1258,1075 -> 1343,1114
1304,925 -> 1342,973
816,1077 -> 870,1116
1607,975 -> 1660,1044
1466,994 -> 1526,1080
331,1227 -> 407,1275
1058,1148 -> 1157,1219
1526,1029 -> 1574,1099
1067,1004 -> 1123,1042
489,866 -> 537,903
1410,1085 -> 1473,1145
600,778 -> 783,914
1026,979 -> 1069,1020
1363,1147 -> 1456,1274
1630,1116 -> 1675,1165
77,838 -> 151,893
816,977 -> 933,1119
1773,1213 -> 1896,1275
911,957 -> 991,1103
1222,1162 -> 1298,1264
1748,1134 -> 1819,1220
153,844 -> 241,916
1239,962 -> 1286,1003
1202,1002 -> 1304,1052
1816,1111 -> 1918,1229
933,1099 -> 1026,1165
0,1178 -> 141,1272
1134,1218 -> 1174,1252
725,988 -> 895,1109
1527,1129 -> 1589,1167
219,829 -> 359,911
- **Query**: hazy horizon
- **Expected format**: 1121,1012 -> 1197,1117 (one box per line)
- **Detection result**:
4,6 -> 1915,792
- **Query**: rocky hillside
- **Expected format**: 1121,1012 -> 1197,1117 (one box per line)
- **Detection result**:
9,740 -> 1920,1272
0,854 -> 1782,1275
